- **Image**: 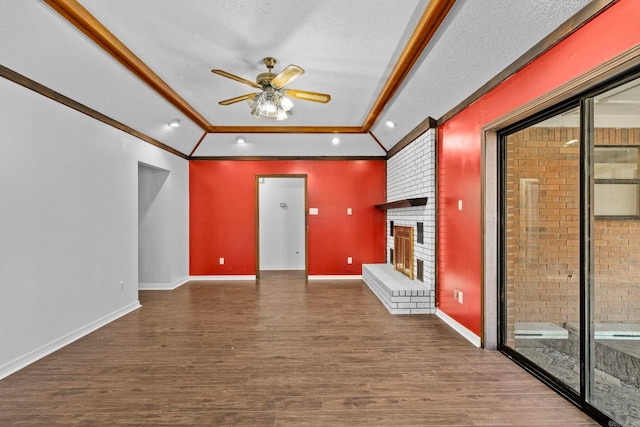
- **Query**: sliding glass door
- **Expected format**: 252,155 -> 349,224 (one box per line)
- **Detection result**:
502,105 -> 582,393
500,73 -> 640,427
589,79 -> 640,426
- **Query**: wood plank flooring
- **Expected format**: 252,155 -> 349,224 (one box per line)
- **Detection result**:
0,271 -> 598,426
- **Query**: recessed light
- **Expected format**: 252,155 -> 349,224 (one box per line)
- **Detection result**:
236,136 -> 246,144
332,137 -> 340,145
168,119 -> 181,128
385,120 -> 397,128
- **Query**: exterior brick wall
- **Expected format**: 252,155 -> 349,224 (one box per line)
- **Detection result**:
505,127 -> 640,341
386,128 -> 436,288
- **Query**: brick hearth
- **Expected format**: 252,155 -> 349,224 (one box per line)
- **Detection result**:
362,264 -> 435,315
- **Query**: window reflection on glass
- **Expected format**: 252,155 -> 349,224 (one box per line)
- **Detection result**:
594,146 -> 640,217
594,146 -> 639,179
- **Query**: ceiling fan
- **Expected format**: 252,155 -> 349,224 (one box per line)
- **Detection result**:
212,57 -> 331,120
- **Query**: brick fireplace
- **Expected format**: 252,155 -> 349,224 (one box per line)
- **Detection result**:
362,127 -> 437,315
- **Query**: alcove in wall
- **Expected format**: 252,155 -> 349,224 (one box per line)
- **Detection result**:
138,162 -> 171,287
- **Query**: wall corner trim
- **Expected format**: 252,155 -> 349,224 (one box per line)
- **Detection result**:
0,301 -> 141,380
436,309 -> 482,348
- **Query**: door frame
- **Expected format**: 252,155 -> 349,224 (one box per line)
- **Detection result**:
255,174 -> 308,279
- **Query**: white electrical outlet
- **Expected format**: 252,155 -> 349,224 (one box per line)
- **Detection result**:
458,291 -> 463,304
347,208 -> 352,215
219,257 -> 225,265
347,257 -> 353,264
458,200 -> 463,211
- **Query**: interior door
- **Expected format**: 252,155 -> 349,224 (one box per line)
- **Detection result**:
257,176 -> 307,275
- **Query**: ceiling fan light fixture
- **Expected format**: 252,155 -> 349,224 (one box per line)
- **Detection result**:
250,107 -> 262,118
248,88 -> 293,119
262,89 -> 277,115
247,94 -> 260,110
276,107 -> 288,121
264,101 -> 277,115
280,94 -> 293,112
214,57 -> 330,121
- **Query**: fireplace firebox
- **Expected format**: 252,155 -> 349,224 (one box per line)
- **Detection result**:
393,226 -> 414,279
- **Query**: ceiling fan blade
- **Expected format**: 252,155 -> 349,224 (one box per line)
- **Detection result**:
286,89 -> 331,103
270,65 -> 305,89
218,93 -> 256,105
211,69 -> 261,89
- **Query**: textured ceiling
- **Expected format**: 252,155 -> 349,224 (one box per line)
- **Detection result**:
80,0 -> 427,129
371,0 -> 594,145
1,0 -> 598,157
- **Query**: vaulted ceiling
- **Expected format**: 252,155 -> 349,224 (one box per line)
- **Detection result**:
1,0 -> 602,158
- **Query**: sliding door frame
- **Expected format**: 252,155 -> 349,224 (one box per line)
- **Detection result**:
491,61 -> 640,426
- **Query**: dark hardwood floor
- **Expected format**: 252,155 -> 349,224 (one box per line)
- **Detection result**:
0,271 -> 598,426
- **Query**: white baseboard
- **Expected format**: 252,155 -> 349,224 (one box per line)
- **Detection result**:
259,267 -> 305,271
0,301 -> 141,380
189,275 -> 257,281
308,275 -> 363,280
436,309 -> 482,348
138,277 -> 190,290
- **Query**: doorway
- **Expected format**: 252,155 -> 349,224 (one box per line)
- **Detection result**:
256,175 -> 307,277
138,162 -> 171,287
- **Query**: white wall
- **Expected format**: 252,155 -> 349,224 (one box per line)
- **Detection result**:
0,77 -> 189,378
259,178 -> 306,270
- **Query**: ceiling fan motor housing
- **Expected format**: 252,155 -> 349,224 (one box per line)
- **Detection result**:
257,57 -> 278,87
257,72 -> 276,87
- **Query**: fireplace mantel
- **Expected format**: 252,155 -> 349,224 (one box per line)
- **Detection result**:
375,197 -> 427,211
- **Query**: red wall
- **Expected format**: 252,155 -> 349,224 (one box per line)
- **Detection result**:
438,0 -> 640,336
190,160 -> 386,275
